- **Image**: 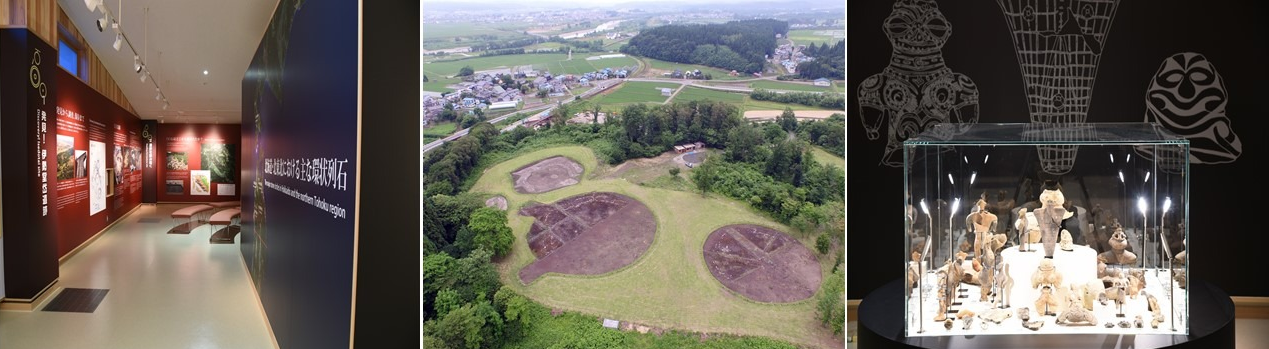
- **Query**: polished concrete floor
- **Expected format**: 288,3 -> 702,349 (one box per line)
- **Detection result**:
846,318 -> 1269,348
0,204 -> 275,349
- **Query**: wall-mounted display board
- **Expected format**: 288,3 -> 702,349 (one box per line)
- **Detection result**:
154,123 -> 241,202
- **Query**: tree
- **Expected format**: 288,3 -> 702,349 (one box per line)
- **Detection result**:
458,65 -> 475,77
725,123 -> 764,163
469,207 -> 514,258
779,106 -> 798,132
434,289 -> 462,318
816,233 -> 831,255
691,155 -> 718,195
816,266 -> 845,334
424,75 -> 430,82
669,167 -> 681,177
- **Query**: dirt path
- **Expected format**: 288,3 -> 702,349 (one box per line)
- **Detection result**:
743,110 -> 842,120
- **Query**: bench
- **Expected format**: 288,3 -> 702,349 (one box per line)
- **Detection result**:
208,208 -> 242,244
168,204 -> 214,234
208,201 -> 241,209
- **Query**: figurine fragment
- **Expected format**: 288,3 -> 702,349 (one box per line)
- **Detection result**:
1118,320 -> 1132,328
962,317 -> 974,330
1099,227 -> 1138,265
1059,229 -> 1074,251
1023,320 -> 1045,331
995,263 -> 1014,308
1031,259 -> 1064,290
1173,269 -> 1188,289
1017,307 -> 1031,322
1148,293 -> 1165,328
979,308 -> 1012,324
1127,269 -> 1146,299
1034,285 -> 1059,316
1056,284 -> 1096,325
1134,315 -> 1144,328
968,197 -> 998,258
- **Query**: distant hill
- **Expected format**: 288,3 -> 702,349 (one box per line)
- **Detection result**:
620,19 -> 788,74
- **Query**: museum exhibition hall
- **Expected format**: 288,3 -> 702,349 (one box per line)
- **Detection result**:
0,0 -> 418,348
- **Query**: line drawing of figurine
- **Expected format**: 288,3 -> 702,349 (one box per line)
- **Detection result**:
857,0 -> 979,167
1139,52 -> 1241,168
996,0 -> 1121,174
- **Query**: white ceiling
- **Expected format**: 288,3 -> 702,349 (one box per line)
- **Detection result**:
58,0 -> 281,124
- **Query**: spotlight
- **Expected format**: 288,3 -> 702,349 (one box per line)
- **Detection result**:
112,33 -> 122,51
134,56 -> 141,72
85,0 -> 100,11
140,72 -> 147,82
96,15 -> 108,32
162,103 -> 169,110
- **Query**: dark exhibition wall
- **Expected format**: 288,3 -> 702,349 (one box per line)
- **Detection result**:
847,0 -> 1269,299
154,123 -> 242,203
240,0 -> 358,347
240,0 -> 420,348
2,28 -> 149,302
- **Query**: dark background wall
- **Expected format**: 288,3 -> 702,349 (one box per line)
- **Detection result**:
355,0 -> 421,347
239,0 -> 359,348
1,28 -> 60,301
848,0 -> 1269,299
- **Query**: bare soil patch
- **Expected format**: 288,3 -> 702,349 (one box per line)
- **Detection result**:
511,156 -> 584,194
485,195 -> 508,210
518,192 -> 657,283
743,110 -> 841,120
703,224 -> 822,303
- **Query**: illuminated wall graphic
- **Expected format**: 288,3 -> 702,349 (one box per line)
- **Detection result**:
1139,52 -> 1241,167
857,0 -> 980,167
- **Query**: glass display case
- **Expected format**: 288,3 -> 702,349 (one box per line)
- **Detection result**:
902,123 -> 1189,336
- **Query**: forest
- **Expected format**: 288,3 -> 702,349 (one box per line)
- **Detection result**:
796,40 -> 844,80
620,19 -> 788,73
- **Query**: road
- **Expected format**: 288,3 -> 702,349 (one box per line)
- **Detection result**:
422,73 -> 817,154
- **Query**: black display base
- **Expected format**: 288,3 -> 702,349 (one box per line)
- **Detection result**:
858,278 -> 1234,349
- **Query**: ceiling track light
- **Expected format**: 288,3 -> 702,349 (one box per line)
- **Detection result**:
112,33 -> 122,51
139,72 -> 147,82
96,14 -> 108,32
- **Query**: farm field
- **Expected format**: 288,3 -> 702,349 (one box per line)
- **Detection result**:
742,97 -> 840,112
469,146 -> 840,349
423,22 -> 534,51
671,86 -> 745,104
750,80 -> 832,92
422,122 -> 458,143
591,81 -> 680,106
787,29 -> 843,47
642,57 -> 747,80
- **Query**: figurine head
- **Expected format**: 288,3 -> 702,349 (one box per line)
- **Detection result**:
1038,258 -> 1056,272
884,0 -> 950,56
1039,188 -> 1065,208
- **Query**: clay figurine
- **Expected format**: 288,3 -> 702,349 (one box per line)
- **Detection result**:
956,309 -> 976,319
1031,259 -> 1064,290
995,263 -> 1014,308
1147,293 -> 1165,328
1034,285 -> 1059,316
1118,320 -> 1132,328
1134,315 -> 1144,328
1032,180 -> 1074,258
1127,269 -> 1146,299
968,197 -> 998,258
1017,307 -> 1031,322
945,318 -> 954,331
1174,269 -> 1188,289
1056,284 -> 1097,325
1059,229 -> 1074,251
907,251 -> 921,296
1015,208 -> 1034,252
1023,320 -> 1045,331
1099,227 -> 1138,265
979,244 -> 996,301
934,271 -> 950,321
1103,277 -> 1128,316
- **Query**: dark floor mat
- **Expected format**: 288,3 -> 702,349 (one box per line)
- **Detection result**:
42,288 -> 109,313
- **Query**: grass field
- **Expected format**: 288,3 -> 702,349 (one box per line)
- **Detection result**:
591,81 -> 680,106
423,54 -> 570,77
671,86 -> 745,104
809,146 -> 844,171
469,146 -> 840,349
742,98 -> 839,112
642,58 -> 747,81
423,22 -> 534,51
750,80 -> 832,92
423,122 -> 458,143
787,29 -> 844,48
